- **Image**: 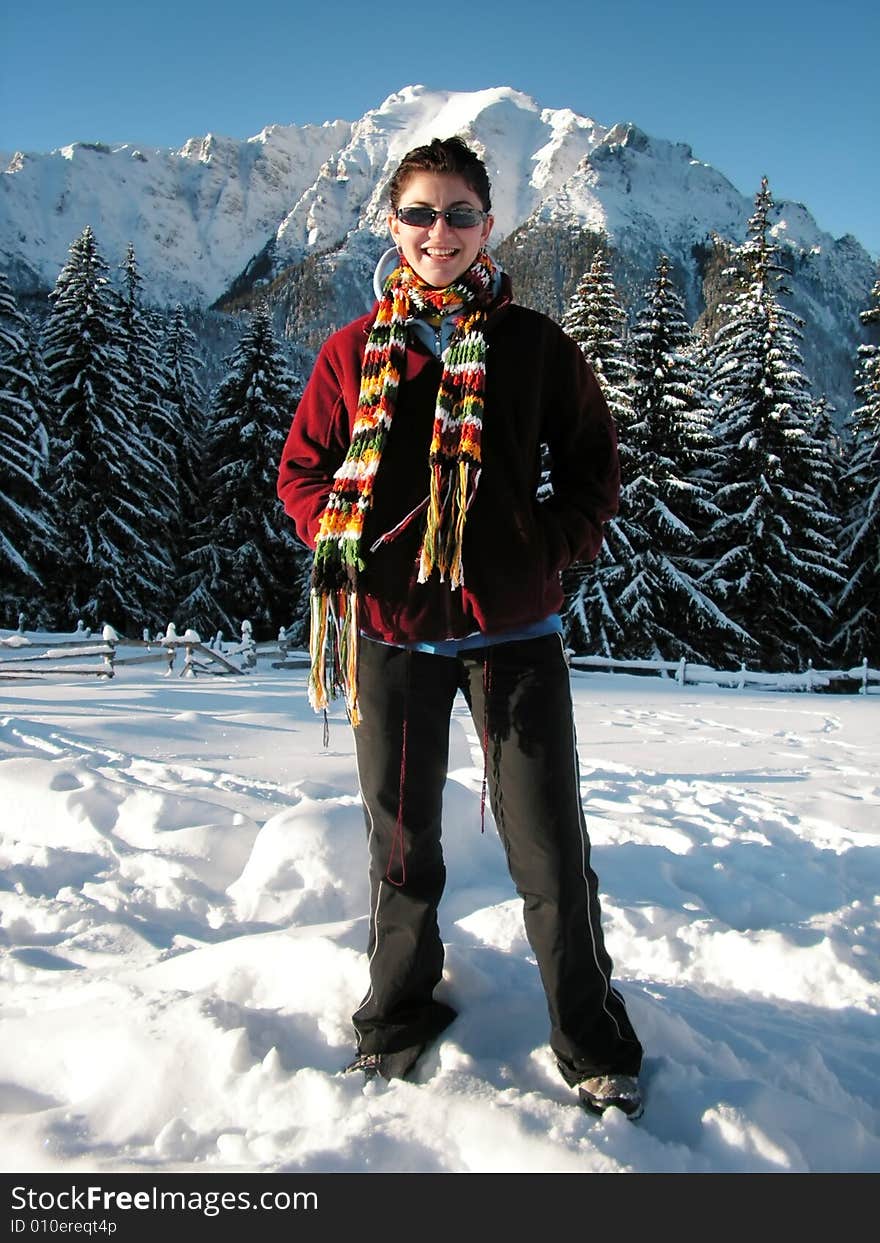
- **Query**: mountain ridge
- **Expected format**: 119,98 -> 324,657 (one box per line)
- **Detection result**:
1,84 -> 875,413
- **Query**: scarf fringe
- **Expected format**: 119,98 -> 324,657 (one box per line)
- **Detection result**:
418,459 -> 473,588
308,587 -> 361,727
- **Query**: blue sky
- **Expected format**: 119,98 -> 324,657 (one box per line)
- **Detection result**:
2,0 -> 878,257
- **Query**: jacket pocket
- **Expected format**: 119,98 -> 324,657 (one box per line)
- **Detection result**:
535,506 -> 570,579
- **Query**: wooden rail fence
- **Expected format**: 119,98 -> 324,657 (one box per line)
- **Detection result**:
1,623 -> 877,693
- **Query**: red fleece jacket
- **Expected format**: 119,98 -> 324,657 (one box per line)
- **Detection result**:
277,290 -> 620,645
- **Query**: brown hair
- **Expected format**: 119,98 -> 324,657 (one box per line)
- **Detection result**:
388,137 -> 492,212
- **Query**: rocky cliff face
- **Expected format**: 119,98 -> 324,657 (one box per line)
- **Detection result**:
2,85 -> 875,413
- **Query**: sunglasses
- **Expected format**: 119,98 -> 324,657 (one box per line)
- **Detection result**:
395,205 -> 488,229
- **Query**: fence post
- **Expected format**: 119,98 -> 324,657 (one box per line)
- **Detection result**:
164,622 -> 178,676
677,655 -> 687,686
241,620 -> 257,670
862,657 -> 869,696
181,628 -> 201,678
101,624 -> 118,677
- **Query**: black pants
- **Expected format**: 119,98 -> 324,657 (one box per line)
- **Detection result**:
351,633 -> 643,1083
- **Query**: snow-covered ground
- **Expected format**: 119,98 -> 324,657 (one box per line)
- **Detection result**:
1,651 -> 878,1174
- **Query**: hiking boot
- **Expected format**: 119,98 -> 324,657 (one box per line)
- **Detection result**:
343,1051 -> 382,1080
342,1043 -> 425,1082
577,1073 -> 643,1120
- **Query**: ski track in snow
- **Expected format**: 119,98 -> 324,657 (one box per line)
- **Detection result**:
0,665 -> 878,1174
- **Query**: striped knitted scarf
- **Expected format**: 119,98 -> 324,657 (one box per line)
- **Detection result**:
309,248 -> 497,725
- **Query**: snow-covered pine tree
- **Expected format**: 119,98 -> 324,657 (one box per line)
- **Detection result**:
42,226 -> 173,631
805,391 -> 853,655
161,304 -> 208,594
561,246 -> 636,433
701,180 -> 846,671
623,255 -> 746,661
834,277 -> 880,667
560,247 -> 642,655
117,244 -> 177,611
0,273 -> 58,625
808,395 -> 847,542
182,302 -> 307,637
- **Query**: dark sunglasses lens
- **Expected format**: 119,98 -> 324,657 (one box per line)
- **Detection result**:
397,207 -> 437,226
397,206 -> 484,228
447,208 -> 484,227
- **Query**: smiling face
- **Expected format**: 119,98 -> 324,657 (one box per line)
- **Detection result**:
388,171 -> 494,288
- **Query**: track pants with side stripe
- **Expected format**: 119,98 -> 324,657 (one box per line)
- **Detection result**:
351,633 -> 643,1082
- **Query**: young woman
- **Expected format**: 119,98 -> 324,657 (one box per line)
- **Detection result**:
277,137 -> 644,1118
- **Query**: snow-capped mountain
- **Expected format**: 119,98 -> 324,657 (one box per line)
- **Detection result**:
1,85 -> 875,410
270,87 -> 608,267
0,118 -> 352,303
